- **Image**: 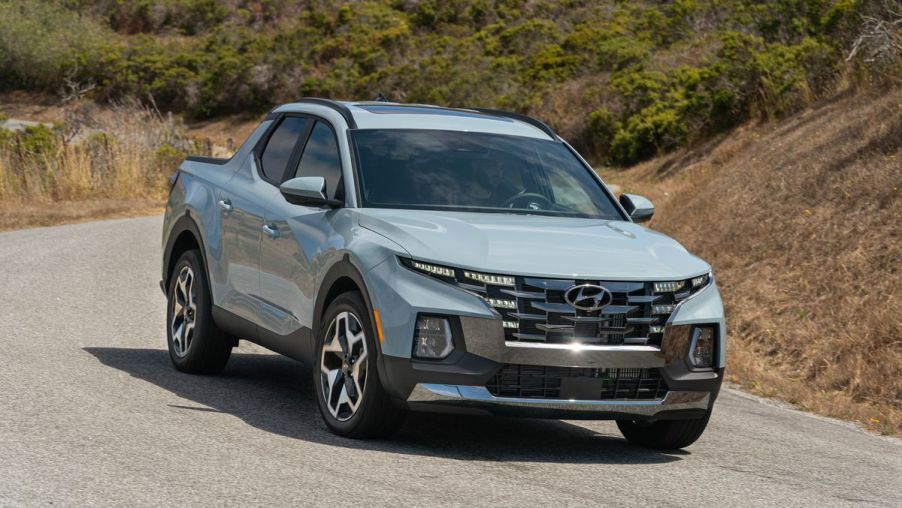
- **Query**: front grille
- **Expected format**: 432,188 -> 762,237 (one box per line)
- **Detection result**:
486,364 -> 668,400
401,259 -> 706,347
474,276 -> 687,347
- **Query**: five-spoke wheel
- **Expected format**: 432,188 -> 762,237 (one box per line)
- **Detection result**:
320,311 -> 369,422
314,292 -> 406,438
165,249 -> 233,374
170,265 -> 197,357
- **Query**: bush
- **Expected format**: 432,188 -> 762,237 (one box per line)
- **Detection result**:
0,1 -> 117,90
1,0 -> 892,166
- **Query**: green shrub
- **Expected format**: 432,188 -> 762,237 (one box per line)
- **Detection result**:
0,1 -> 118,90
1,0 -> 890,166
587,107 -> 617,157
0,125 -> 59,155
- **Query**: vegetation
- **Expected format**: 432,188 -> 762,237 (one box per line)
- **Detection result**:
607,88 -> 902,434
0,101 -> 202,206
2,0 -> 900,165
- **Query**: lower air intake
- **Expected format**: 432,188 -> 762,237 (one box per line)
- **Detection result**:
486,364 -> 668,401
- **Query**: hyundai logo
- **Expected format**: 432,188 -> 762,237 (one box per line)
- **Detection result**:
564,284 -> 613,311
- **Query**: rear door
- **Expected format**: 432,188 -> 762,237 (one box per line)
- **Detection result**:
259,120 -> 344,347
217,115 -> 311,326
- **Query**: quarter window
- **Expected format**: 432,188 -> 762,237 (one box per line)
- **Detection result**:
294,122 -> 343,200
260,116 -> 309,182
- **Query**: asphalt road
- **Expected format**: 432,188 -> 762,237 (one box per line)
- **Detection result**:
1,216 -> 900,507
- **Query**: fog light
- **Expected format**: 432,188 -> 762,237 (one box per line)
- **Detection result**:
689,326 -> 715,368
413,316 -> 454,359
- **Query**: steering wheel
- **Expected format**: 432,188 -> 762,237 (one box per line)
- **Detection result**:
503,192 -> 553,211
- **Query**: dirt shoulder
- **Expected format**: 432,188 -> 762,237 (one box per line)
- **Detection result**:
0,199 -> 163,232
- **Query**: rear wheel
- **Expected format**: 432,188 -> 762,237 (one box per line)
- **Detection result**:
166,250 -> 232,374
617,407 -> 713,450
313,292 -> 405,438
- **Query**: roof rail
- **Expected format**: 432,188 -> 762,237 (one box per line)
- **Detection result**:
295,97 -> 358,128
471,108 -> 557,139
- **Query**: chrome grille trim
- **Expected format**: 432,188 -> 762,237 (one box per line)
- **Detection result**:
399,258 -> 713,348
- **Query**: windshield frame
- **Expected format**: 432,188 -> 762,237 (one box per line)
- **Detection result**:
348,128 -> 628,221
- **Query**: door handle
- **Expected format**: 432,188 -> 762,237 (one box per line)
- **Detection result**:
262,223 -> 279,239
218,199 -> 233,213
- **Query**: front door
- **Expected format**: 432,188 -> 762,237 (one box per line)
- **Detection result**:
220,114 -> 311,329
260,120 -> 344,350
216,155 -> 265,326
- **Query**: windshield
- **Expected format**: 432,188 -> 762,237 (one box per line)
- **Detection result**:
351,129 -> 624,219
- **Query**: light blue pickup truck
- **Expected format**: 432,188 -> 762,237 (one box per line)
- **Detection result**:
160,98 -> 726,449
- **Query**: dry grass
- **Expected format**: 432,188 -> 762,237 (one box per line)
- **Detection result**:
604,88 -> 902,434
0,98 -> 206,227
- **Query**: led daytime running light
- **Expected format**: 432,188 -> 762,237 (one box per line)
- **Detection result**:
654,281 -> 685,293
411,260 -> 454,278
652,304 -> 677,315
487,298 -> 517,309
464,271 -> 515,287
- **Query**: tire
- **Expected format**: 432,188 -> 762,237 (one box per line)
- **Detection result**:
313,292 -> 406,438
166,249 -> 232,374
617,408 -> 713,450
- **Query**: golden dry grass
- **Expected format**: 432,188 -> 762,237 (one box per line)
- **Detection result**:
0,99 -> 204,227
604,88 -> 902,434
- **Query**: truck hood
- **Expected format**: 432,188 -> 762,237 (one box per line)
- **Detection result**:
356,209 -> 710,280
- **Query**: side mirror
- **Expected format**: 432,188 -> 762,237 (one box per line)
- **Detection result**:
280,177 -> 342,208
619,193 -> 654,223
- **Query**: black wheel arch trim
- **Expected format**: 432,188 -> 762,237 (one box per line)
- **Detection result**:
314,254 -> 391,381
162,212 -> 209,292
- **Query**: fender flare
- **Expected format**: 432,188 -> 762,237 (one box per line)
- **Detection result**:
162,212 -> 208,289
313,254 -> 391,380
313,254 -> 375,338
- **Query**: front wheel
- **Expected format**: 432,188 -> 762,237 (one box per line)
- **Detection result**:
313,292 -> 405,438
617,407 -> 713,450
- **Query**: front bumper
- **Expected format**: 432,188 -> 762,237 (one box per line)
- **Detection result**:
366,256 -> 726,420
381,352 -> 722,420
406,384 -> 711,420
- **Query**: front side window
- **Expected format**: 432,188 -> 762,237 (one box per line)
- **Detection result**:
351,129 -> 623,219
294,122 -> 342,200
260,116 -> 309,182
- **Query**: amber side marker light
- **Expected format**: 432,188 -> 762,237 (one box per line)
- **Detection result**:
373,309 -> 385,343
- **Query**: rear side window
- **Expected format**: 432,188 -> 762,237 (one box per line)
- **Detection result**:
294,122 -> 343,200
260,117 -> 309,182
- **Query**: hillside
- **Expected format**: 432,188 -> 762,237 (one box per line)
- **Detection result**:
606,88 -> 901,433
2,0 -> 900,166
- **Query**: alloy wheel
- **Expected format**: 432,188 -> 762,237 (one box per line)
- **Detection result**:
170,265 -> 197,357
320,311 -> 369,422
